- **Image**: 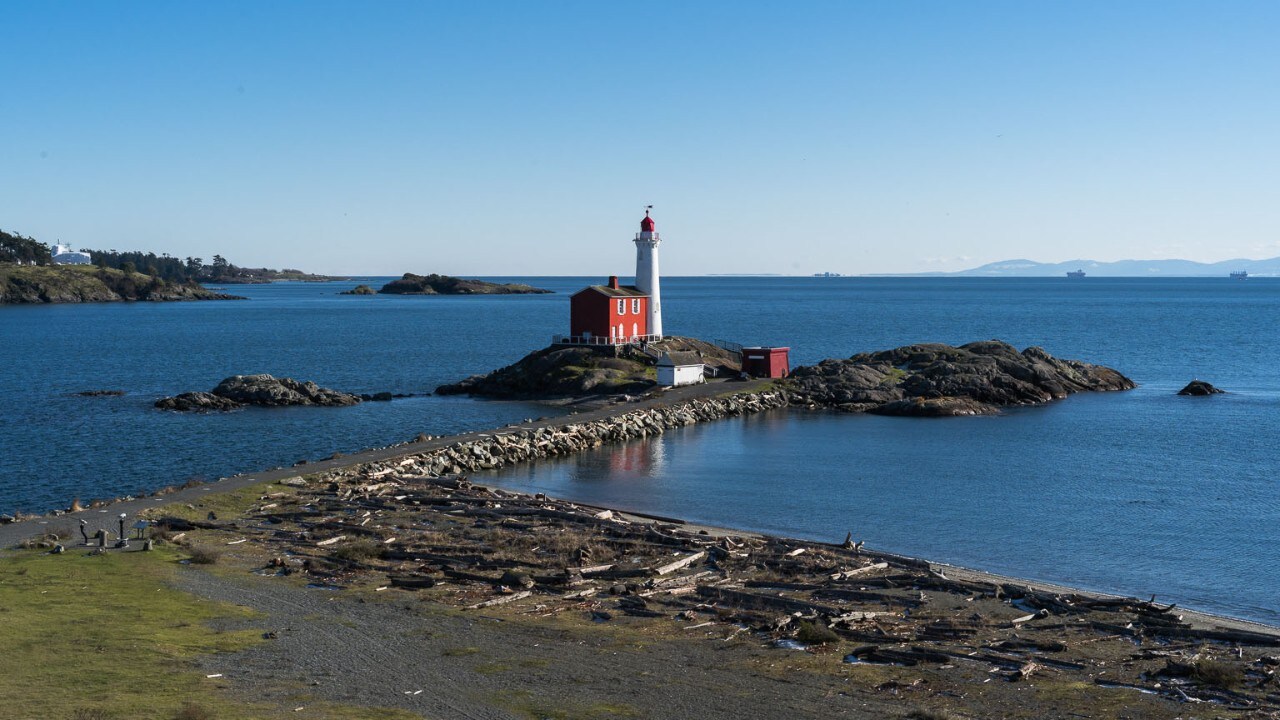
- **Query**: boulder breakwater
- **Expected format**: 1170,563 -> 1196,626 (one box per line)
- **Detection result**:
332,390 -> 790,479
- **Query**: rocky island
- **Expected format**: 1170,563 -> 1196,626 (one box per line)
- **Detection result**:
0,265 -> 244,304
1178,379 -> 1225,396
156,374 -> 362,412
437,337 -> 1133,416
376,272 -> 551,295
435,337 -> 739,399
783,340 -> 1135,416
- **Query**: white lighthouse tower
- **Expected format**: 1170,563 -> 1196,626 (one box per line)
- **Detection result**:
634,207 -> 663,339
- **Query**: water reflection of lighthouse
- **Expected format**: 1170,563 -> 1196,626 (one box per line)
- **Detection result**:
607,436 -> 668,476
482,413 -> 796,505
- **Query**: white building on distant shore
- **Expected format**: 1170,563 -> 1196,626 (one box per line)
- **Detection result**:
52,244 -> 92,265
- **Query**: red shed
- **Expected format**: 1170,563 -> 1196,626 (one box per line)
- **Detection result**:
741,347 -> 790,378
568,276 -> 650,344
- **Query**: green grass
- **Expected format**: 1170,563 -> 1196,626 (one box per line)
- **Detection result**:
0,546 -> 422,719
145,478 -> 302,524
879,367 -> 909,386
331,539 -> 384,562
795,620 -> 840,645
0,546 -> 261,718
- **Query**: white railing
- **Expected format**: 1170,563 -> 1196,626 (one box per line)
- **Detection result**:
552,334 -> 664,347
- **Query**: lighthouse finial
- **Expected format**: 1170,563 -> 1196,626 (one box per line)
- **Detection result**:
639,206 -> 656,233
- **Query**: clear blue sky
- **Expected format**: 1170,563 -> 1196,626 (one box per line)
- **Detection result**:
3,1 -> 1278,275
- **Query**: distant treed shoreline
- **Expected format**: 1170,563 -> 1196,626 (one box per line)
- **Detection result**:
0,228 -> 336,284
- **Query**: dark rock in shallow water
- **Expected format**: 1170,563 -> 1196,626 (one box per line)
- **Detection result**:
155,391 -> 245,412
1178,380 -> 1224,396
340,284 -> 376,295
782,340 -> 1135,417
75,390 -> 126,397
361,392 -> 395,401
211,375 -> 361,407
156,374 -> 362,412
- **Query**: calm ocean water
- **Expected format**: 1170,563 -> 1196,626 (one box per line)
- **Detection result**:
2,277 -> 1277,623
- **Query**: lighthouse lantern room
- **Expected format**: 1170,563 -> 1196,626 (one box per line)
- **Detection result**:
560,209 -> 666,346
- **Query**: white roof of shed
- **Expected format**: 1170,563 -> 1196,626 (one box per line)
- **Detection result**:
657,351 -> 704,367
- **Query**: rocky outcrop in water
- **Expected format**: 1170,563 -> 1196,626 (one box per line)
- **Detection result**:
156,374 -> 362,412
1178,380 -> 1224,396
378,273 -> 551,295
211,375 -> 361,407
155,391 -> 246,412
782,340 -> 1135,417
340,284 -> 376,295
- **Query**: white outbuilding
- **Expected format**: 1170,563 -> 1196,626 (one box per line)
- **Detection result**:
51,244 -> 92,265
657,351 -> 704,388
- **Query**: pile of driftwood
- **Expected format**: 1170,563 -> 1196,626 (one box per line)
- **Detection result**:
159,470 -> 1280,711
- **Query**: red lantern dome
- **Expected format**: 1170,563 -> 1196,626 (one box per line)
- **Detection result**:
640,211 -> 655,232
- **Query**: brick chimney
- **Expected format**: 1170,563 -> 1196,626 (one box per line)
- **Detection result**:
608,275 -> 619,289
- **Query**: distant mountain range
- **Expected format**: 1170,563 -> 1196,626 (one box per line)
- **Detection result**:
919,257 -> 1280,277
